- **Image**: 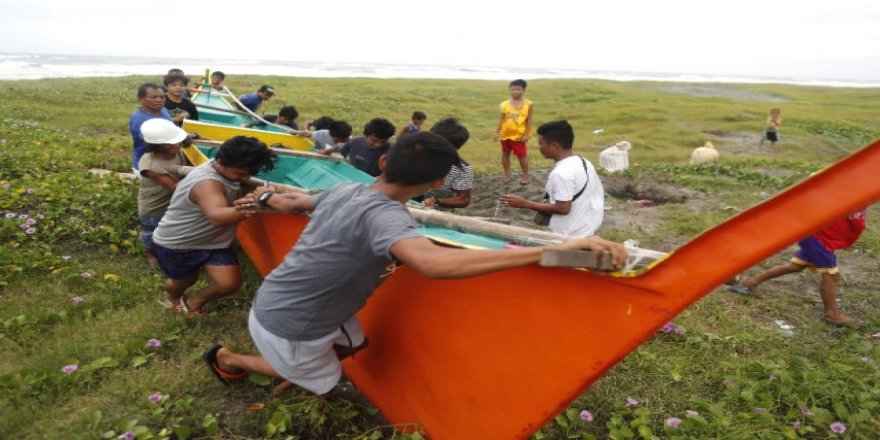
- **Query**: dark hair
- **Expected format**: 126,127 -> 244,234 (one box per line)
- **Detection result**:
328,120 -> 352,139
310,116 -> 334,130
385,132 -> 461,185
167,68 -> 184,75
509,79 -> 527,89
163,73 -> 189,86
429,118 -> 469,150
278,106 -> 299,120
137,82 -> 163,99
145,142 -> 175,154
215,136 -> 277,175
211,71 -> 225,79
258,85 -> 274,94
363,118 -> 395,139
412,111 -> 427,121
536,120 -> 574,150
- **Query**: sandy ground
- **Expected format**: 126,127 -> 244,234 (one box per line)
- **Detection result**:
460,169 -> 704,251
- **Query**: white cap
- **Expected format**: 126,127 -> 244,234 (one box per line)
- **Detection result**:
141,118 -> 188,144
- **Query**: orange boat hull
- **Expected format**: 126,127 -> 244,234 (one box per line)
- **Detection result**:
236,140 -> 880,439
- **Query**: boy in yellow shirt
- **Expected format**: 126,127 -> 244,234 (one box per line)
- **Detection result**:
494,79 -> 533,185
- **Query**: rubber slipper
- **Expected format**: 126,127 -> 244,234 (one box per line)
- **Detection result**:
520,180 -> 530,185
728,284 -> 753,295
502,176 -> 512,183
179,294 -> 206,317
202,343 -> 248,386
157,298 -> 175,309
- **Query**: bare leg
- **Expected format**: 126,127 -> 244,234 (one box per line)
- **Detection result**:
163,272 -> 200,307
818,273 -> 852,324
186,264 -> 242,310
501,150 -> 512,181
740,262 -> 805,295
518,155 -> 530,183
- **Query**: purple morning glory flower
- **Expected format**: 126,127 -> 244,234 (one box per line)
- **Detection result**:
625,397 -> 638,407
19,223 -> 28,229
673,326 -> 686,335
579,410 -> 594,422
26,188 -> 35,194
18,213 -> 28,219
4,212 -> 15,218
723,379 -> 733,388
61,364 -> 78,374
25,218 -> 36,225
61,255 -> 71,260
80,272 -> 91,278
147,338 -> 161,348
792,420 -> 801,429
148,393 -> 162,404
36,213 -> 44,219
800,407 -> 813,416
666,417 -> 682,428
72,296 -> 84,305
25,228 -> 36,235
830,422 -> 846,433
1,183 -> 9,189
118,432 -> 135,440
660,322 -> 675,333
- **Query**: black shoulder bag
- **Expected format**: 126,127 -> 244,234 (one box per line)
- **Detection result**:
534,157 -> 589,226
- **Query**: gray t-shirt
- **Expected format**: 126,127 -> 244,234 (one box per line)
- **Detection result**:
152,160 -> 241,249
311,129 -> 336,151
253,182 -> 422,340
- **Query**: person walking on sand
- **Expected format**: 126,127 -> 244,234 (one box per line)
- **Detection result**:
759,108 -> 782,149
200,131 -> 627,395
730,208 -> 867,326
494,79 -> 533,185
500,120 -> 605,237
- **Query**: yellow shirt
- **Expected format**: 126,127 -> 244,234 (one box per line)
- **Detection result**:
499,99 -> 532,140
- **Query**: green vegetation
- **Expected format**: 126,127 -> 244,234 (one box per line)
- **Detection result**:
0,76 -> 878,439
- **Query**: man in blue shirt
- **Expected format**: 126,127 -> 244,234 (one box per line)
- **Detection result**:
238,85 -> 275,113
129,83 -> 172,171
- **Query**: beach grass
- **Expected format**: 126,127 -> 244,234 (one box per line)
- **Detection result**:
0,75 -> 878,439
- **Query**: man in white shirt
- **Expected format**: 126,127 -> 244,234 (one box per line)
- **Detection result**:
501,120 -> 604,237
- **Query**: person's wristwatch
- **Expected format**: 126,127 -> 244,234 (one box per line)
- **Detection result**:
258,191 -> 275,207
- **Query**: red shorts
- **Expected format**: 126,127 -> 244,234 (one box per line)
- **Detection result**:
500,139 -> 527,157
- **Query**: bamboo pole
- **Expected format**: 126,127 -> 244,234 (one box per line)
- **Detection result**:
193,139 -> 344,163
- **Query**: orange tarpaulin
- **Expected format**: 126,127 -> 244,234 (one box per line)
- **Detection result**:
236,140 -> 880,439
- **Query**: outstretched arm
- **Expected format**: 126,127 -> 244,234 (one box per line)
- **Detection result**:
390,235 -> 626,279
500,194 -> 572,215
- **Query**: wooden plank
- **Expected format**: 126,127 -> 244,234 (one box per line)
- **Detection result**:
540,249 -> 617,271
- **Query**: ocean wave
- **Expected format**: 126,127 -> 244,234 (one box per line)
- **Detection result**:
1,53 -> 878,88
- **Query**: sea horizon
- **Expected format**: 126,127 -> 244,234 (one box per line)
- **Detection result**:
1,52 -> 878,89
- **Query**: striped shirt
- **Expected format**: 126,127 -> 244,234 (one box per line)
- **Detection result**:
423,163 -> 474,211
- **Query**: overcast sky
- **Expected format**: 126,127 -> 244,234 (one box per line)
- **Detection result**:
1,0 -> 878,80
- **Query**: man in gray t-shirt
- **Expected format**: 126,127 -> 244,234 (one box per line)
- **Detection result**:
204,132 -> 628,396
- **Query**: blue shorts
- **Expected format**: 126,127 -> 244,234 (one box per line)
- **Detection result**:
791,236 -> 838,274
151,242 -> 239,280
139,215 -> 161,250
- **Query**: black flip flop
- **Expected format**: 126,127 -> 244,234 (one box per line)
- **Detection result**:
202,343 -> 247,386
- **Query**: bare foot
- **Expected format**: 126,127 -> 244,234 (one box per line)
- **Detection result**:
822,313 -> 859,327
739,278 -> 760,296
502,175 -> 512,183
